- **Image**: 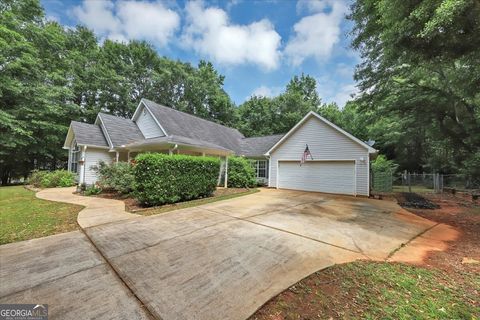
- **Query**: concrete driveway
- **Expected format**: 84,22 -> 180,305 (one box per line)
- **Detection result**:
1,188 -> 436,320
85,189 -> 435,320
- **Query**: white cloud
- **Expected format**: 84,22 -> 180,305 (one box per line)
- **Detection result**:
335,63 -> 354,78
250,85 -> 283,98
285,0 -> 348,66
181,1 -> 281,70
316,76 -> 357,108
72,0 -> 180,45
333,83 -> 358,107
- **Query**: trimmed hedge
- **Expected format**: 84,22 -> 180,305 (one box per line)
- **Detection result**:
227,157 -> 256,188
29,170 -> 76,188
134,153 -> 220,206
93,161 -> 135,195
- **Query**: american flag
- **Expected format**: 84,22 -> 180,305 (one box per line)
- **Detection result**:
300,144 -> 313,165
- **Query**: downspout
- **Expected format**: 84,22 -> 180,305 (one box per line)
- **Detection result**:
224,155 -> 229,188
78,145 -> 87,186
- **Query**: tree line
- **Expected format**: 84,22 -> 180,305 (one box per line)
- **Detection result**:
1,0 -> 479,185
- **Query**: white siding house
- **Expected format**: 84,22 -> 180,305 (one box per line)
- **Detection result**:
266,112 -> 375,196
83,148 -> 114,185
133,102 -> 165,138
64,99 -> 376,196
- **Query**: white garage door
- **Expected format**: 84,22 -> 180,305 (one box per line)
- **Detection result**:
278,161 -> 355,195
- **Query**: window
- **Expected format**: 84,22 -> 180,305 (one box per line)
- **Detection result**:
250,160 -> 268,179
70,142 -> 80,173
257,160 -> 266,178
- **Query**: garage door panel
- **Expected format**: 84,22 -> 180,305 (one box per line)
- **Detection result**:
278,161 -> 355,195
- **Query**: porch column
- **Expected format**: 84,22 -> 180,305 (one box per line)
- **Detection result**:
115,151 -> 119,163
224,155 -> 228,188
127,151 -> 131,163
78,145 -> 87,186
67,148 -> 72,172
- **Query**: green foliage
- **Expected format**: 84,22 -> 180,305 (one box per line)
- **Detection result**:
84,185 -> 102,196
93,161 -> 134,195
371,155 -> 396,192
29,170 -> 76,188
371,155 -> 398,173
0,0 -> 235,185
237,74 -> 322,136
133,154 -> 220,206
459,151 -> 480,187
348,0 -> 480,177
227,157 -> 256,188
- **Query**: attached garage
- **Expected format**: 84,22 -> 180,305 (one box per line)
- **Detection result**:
266,111 -> 377,197
278,160 -> 355,195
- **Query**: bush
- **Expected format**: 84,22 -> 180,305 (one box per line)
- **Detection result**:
85,185 -> 102,196
227,157 -> 256,188
29,170 -> 76,188
29,170 -> 48,187
134,153 -> 220,206
371,155 -> 398,173
92,161 -> 134,195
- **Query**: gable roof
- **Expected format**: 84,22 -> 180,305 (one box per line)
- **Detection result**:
97,113 -> 144,147
141,99 -> 244,152
239,134 -> 284,157
66,121 -> 109,148
265,111 -> 377,155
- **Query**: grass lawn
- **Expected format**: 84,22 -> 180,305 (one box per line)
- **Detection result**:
0,186 -> 83,245
133,188 -> 259,216
251,261 -> 479,320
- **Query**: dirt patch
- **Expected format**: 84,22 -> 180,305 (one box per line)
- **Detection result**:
402,193 -> 480,274
94,187 -> 251,212
396,192 -> 440,209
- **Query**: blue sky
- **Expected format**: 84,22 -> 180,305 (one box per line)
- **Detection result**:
41,0 -> 359,107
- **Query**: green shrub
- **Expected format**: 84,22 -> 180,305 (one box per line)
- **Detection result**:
227,157 -> 256,188
92,161 -> 134,195
29,170 -> 48,187
134,153 -> 220,206
85,185 -> 102,196
29,170 -> 76,188
371,155 -> 398,173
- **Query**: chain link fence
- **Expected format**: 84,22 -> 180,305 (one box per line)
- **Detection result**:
371,171 -> 480,194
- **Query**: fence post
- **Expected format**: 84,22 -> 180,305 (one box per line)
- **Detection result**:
408,172 -> 411,193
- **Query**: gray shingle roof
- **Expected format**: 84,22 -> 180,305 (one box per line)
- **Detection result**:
142,99 -> 244,152
239,134 -> 284,157
71,100 -> 283,156
71,121 -> 109,147
98,113 -> 144,147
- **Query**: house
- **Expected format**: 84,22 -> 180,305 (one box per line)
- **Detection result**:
63,98 -> 376,196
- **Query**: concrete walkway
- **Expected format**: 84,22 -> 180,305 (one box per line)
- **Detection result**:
36,187 -> 139,228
